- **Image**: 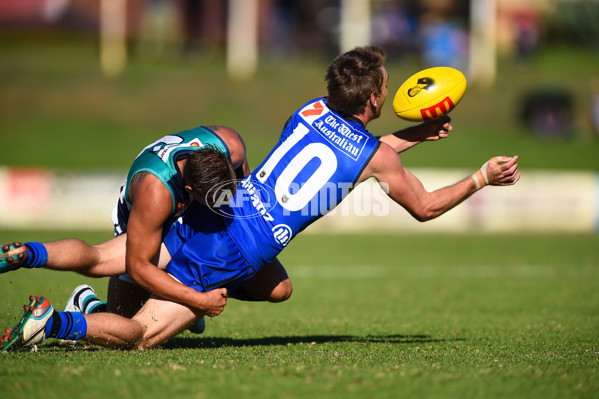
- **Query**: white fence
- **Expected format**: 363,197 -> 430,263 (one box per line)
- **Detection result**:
0,167 -> 597,233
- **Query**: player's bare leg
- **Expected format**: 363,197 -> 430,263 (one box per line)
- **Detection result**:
127,295 -> 203,349
0,235 -> 128,277
83,312 -> 144,349
233,258 -> 292,302
44,234 -> 127,276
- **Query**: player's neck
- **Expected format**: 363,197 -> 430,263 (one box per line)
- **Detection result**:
176,158 -> 187,178
352,112 -> 370,127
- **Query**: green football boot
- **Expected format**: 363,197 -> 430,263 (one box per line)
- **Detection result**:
0,242 -> 28,273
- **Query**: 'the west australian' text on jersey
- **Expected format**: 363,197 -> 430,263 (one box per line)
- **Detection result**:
224,98 -> 380,268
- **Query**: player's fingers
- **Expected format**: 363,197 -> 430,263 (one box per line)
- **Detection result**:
424,115 -> 450,129
212,287 -> 228,297
501,171 -> 520,185
500,165 -> 518,182
488,156 -> 502,165
503,162 -> 519,177
437,115 -> 452,131
498,155 -> 519,166
514,172 -> 521,183
208,304 -> 226,317
438,115 -> 451,124
489,156 -> 518,177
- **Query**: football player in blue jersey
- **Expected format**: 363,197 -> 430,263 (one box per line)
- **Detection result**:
1,46 -> 519,351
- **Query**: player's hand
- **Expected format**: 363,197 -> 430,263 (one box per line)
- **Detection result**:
200,288 -> 228,317
416,115 -> 452,142
484,155 -> 520,186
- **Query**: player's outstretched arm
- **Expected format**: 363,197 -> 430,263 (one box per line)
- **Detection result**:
377,116 -> 452,154
363,143 -> 519,222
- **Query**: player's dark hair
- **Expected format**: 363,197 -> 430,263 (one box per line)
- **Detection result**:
183,145 -> 237,207
325,45 -> 386,118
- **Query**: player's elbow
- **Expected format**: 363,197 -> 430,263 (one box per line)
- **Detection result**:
412,213 -> 432,223
410,206 -> 439,223
125,262 -> 144,283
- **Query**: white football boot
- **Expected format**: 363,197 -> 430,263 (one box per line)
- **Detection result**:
0,295 -> 54,352
63,284 -> 97,312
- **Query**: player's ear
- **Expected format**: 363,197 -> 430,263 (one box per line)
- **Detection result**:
184,185 -> 193,193
367,92 -> 380,115
370,92 -> 378,108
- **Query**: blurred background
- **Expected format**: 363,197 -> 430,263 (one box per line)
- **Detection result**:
0,0 -> 598,233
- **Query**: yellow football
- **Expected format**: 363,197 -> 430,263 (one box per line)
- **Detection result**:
392,66 -> 467,122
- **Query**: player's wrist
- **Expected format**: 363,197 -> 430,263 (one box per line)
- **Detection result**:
471,167 -> 488,190
472,157 -> 501,189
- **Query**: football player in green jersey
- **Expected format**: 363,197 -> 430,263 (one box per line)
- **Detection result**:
0,125 -> 293,325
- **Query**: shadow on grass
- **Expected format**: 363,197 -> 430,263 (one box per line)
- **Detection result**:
161,334 -> 466,349
34,334 -> 465,352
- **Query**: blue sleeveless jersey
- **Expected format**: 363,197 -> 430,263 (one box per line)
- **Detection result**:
223,98 -> 380,268
112,126 -> 230,235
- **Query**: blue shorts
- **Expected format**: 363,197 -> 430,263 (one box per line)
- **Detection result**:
163,204 -> 256,293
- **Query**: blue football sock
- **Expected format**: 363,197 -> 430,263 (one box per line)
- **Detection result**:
45,311 -> 88,341
24,242 -> 48,269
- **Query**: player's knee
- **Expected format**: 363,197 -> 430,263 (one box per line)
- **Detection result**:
133,329 -> 163,350
133,338 -> 156,350
269,279 -> 293,303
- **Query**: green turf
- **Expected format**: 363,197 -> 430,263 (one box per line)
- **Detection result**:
1,232 -> 597,399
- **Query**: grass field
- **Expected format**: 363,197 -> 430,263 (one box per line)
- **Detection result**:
1,231 -> 598,399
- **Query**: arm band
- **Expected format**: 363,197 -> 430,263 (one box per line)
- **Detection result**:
471,157 -> 500,190
471,169 -> 486,190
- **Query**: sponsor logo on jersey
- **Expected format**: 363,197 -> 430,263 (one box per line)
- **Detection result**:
299,100 -> 326,124
299,100 -> 369,161
157,138 -> 204,161
300,100 -> 325,118
272,224 -> 292,246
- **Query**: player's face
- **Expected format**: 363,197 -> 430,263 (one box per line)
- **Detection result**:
374,66 -> 389,119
